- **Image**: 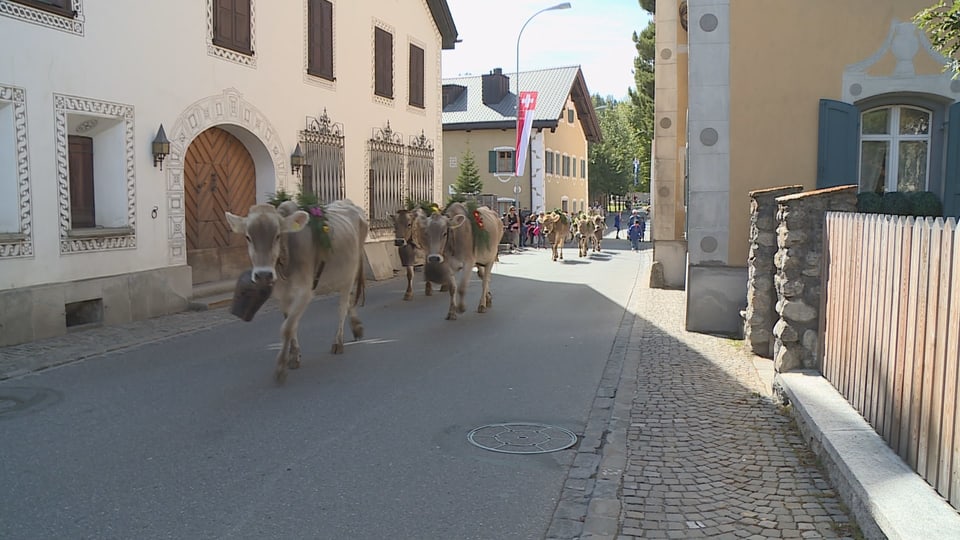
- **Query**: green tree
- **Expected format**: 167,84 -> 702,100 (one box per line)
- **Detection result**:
915,1 -> 960,73
451,149 -> 483,203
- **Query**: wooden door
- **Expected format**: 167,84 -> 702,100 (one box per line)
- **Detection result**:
184,127 -> 256,283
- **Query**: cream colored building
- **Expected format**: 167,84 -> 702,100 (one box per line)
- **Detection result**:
0,0 -> 457,346
654,0 -> 959,334
441,66 -> 602,215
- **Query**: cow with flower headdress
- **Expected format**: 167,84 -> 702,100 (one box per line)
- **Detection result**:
225,198 -> 368,383
414,201 -> 503,320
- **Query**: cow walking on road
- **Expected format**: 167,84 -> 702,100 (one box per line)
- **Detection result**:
415,202 -> 503,320
591,214 -> 605,253
392,208 -> 438,301
541,212 -> 571,262
226,199 -> 368,383
574,215 -> 596,258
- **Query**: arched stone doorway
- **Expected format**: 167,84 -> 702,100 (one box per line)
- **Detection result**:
164,88 -> 289,275
184,127 -> 256,284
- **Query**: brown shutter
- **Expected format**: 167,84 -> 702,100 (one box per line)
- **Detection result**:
234,0 -> 251,53
68,136 -> 95,229
308,0 -> 333,79
213,0 -> 234,48
409,44 -> 424,108
375,27 -> 393,98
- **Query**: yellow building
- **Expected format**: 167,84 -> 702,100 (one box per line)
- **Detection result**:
654,0 -> 959,334
441,66 -> 602,215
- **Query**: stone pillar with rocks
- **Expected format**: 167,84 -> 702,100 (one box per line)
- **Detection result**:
744,185 -> 803,358
773,185 -> 857,372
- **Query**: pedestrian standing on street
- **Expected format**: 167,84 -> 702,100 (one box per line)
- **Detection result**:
614,212 -> 621,239
628,219 -> 642,251
506,206 -> 520,250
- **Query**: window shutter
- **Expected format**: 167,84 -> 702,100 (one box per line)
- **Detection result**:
488,151 -> 496,173
68,136 -> 95,228
409,44 -> 424,108
307,0 -> 333,78
214,0 -> 234,46
234,0 -> 251,52
944,101 -> 960,217
816,99 -> 859,189
374,28 -> 393,98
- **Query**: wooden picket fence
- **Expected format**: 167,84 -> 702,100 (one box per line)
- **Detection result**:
821,212 -> 960,508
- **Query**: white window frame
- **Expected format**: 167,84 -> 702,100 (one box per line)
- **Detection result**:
54,93 -> 136,254
0,0 -> 84,35
0,84 -> 32,258
859,105 -> 931,192
206,0 -> 257,68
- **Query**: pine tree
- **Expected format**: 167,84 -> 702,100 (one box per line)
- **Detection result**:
451,149 -> 483,202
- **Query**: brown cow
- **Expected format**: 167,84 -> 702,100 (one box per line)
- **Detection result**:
541,212 -> 571,262
225,199 -> 368,383
414,202 -> 503,320
592,214 -> 605,252
392,208 -> 436,301
574,214 -> 596,258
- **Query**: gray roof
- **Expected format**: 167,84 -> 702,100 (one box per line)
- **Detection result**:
442,66 -> 601,142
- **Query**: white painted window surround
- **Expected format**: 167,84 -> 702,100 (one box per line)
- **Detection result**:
0,0 -> 84,35
54,93 -> 136,254
0,84 -> 32,258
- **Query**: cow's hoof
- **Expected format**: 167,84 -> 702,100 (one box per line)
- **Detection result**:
274,367 -> 288,385
287,356 -> 301,370
457,303 -> 466,314
351,320 -> 364,340
330,342 -> 344,354
403,293 -> 413,301
485,294 -> 493,308
478,304 -> 487,313
446,311 -> 457,320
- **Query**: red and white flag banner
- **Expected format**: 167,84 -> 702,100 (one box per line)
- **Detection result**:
515,91 -> 538,175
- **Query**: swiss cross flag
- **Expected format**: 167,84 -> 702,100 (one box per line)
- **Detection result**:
515,91 -> 538,174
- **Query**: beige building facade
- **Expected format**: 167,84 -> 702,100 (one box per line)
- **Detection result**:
0,0 -> 457,346
655,0 -> 959,334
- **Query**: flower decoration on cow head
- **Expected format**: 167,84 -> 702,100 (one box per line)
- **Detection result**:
267,190 -> 332,251
473,209 -> 484,229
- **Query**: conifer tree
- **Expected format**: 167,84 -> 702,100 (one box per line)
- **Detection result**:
451,149 -> 483,202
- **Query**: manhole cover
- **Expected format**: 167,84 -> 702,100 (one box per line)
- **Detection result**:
467,423 -> 578,454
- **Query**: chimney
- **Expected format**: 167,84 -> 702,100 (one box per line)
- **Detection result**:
481,68 -> 510,106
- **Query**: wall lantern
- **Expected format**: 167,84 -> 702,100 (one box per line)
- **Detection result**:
152,124 -> 170,170
290,143 -> 305,175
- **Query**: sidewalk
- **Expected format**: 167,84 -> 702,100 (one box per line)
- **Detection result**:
549,244 -> 960,539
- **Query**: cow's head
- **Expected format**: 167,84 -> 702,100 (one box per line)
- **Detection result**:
225,204 -> 309,285
393,209 -> 420,248
415,210 -> 465,264
541,213 -> 560,236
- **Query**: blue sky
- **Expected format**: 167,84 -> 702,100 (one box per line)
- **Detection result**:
441,0 -> 651,100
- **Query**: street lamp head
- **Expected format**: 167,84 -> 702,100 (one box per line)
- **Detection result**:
549,2 -> 572,10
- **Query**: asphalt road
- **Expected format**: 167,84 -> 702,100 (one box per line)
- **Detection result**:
0,240 -> 644,540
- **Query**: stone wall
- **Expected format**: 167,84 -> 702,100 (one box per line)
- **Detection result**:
744,185 -> 803,357
773,185 -> 857,372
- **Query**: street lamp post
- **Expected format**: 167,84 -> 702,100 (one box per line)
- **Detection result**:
516,2 -> 571,214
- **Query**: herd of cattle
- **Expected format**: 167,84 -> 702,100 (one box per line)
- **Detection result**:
225,201 -> 606,383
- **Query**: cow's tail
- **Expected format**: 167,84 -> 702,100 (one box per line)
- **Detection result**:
353,254 -> 366,307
